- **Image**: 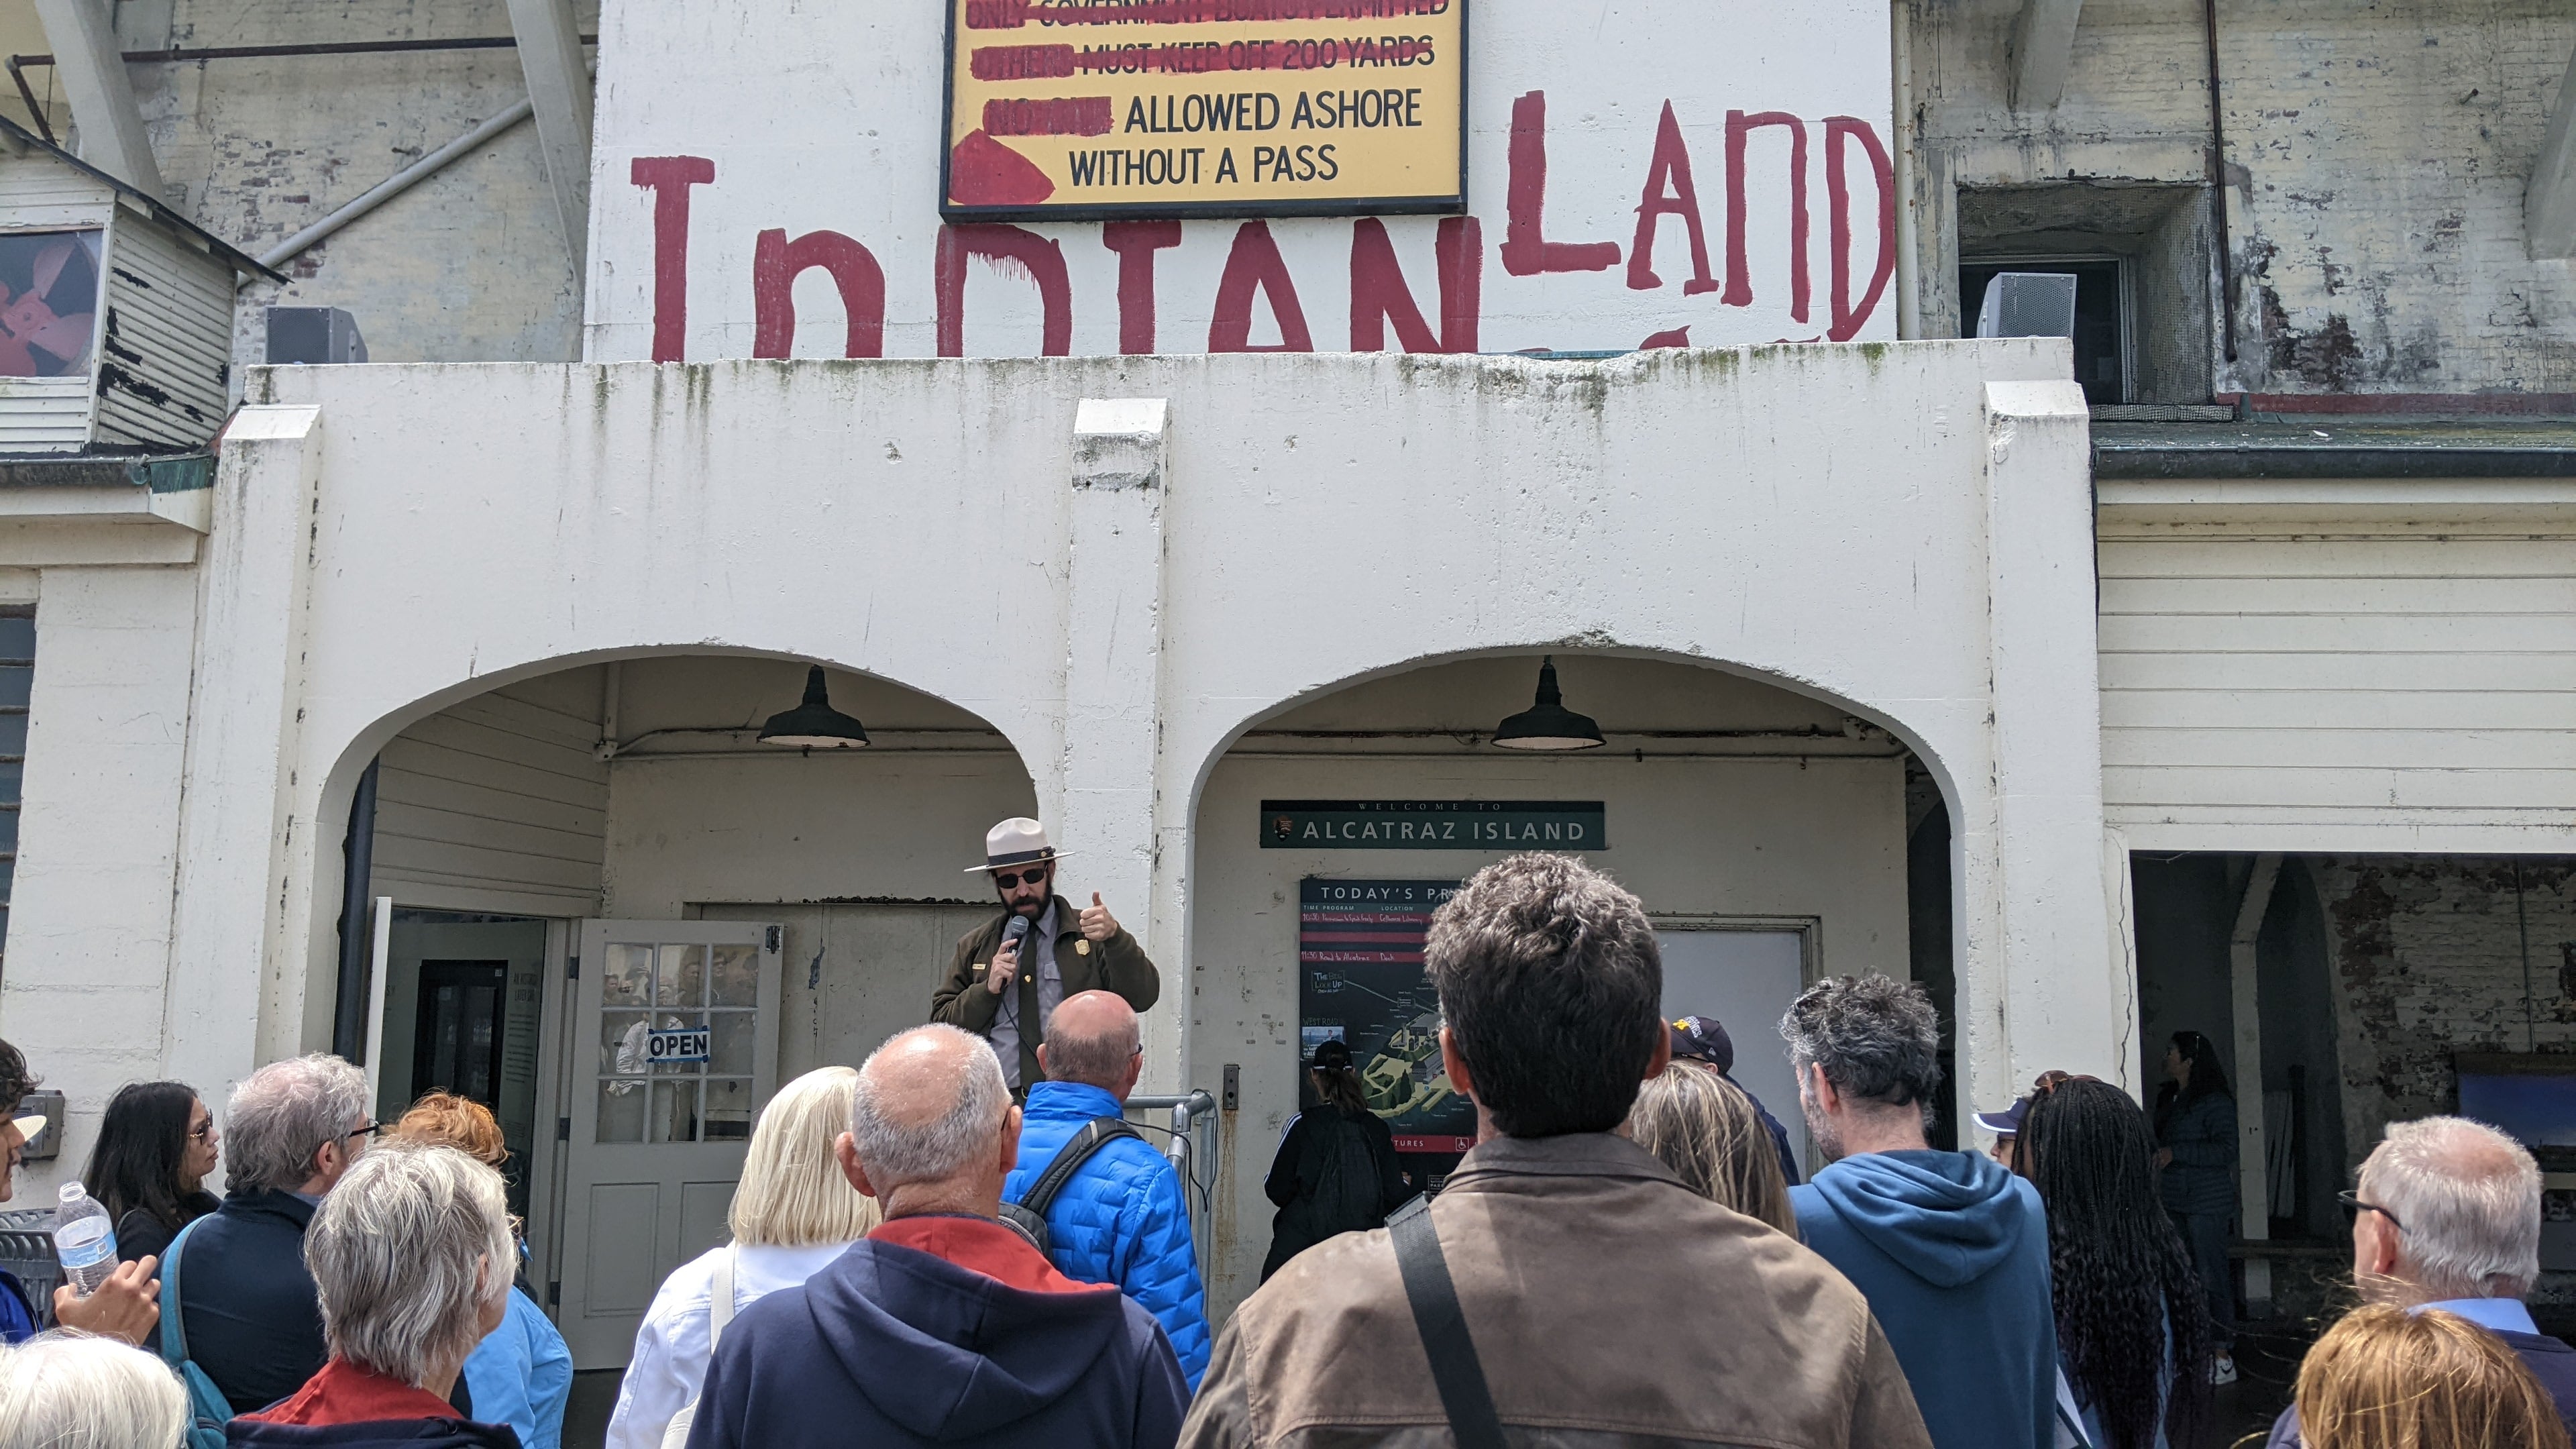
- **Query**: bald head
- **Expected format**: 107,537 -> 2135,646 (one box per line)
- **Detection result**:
847,1025 -> 1011,1199
1038,991 -> 1142,1097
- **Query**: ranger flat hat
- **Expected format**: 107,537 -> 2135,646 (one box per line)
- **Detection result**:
969,817 -> 1069,873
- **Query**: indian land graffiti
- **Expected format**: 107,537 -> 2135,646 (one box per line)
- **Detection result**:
590,1 -> 1895,360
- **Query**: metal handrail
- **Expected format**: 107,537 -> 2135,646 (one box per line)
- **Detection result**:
1124,1090 -> 1222,1277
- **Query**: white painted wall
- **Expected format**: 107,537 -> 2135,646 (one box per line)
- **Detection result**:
372,677 -> 609,918
584,0 -> 1899,359
1,564 -> 198,1193
2100,531 -> 2576,851
149,343 -> 2111,1226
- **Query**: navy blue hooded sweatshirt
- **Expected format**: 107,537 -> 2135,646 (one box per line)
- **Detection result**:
1792,1150 -> 2057,1449
685,1216 -> 1188,1449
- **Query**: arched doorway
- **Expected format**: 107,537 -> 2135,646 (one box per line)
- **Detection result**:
333,651 -> 1035,1367
1184,651 -> 1933,1311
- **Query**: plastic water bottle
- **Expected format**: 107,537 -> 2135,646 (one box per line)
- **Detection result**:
52,1181 -> 115,1295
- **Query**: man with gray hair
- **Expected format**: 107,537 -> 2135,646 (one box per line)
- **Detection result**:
177,1053 -> 377,1416
688,1024 -> 1188,1449
2264,1116 -> 2576,1446
1782,974 -> 2056,1449
1003,990 -> 1211,1387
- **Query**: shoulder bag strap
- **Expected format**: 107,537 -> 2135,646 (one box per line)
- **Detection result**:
158,1215 -> 205,1368
1019,1116 -> 1144,1219
1387,1195 -> 1507,1449
706,1244 -> 738,1350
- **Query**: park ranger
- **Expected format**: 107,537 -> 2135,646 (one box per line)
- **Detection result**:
930,818 -> 1161,1091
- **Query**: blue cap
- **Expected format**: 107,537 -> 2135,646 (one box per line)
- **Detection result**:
1974,1097 -> 2030,1137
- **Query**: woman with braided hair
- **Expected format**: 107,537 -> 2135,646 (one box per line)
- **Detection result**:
2021,1076 -> 2213,1449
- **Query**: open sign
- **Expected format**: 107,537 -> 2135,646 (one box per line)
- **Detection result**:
647,1028 -> 710,1065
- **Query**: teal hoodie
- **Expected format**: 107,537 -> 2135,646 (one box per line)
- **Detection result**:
1792,1150 -> 2056,1449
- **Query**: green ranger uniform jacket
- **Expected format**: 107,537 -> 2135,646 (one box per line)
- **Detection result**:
929,892 -> 1162,1089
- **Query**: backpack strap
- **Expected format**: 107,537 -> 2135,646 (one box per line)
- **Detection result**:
158,1215 -> 207,1369
1388,1195 -> 1506,1449
706,1244 -> 738,1350
1016,1116 -> 1143,1220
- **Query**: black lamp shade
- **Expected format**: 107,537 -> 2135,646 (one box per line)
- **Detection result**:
758,665 -> 871,749
1491,657 -> 1605,751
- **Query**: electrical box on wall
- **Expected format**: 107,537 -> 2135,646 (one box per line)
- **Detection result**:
265,306 -> 368,365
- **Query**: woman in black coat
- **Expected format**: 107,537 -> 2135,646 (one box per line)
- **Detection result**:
82,1079 -> 222,1266
1260,1040 -> 1412,1281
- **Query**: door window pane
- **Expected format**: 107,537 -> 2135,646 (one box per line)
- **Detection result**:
651,1079 -> 700,1143
600,1012 -> 649,1075
596,1079 -> 645,1143
602,945 -> 651,1006
704,1079 -> 753,1140
710,1012 -> 755,1075
711,945 -> 759,1007
655,945 -> 706,1008
651,1015 -> 707,1075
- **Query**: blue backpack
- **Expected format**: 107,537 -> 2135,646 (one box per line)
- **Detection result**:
156,1216 -> 238,1449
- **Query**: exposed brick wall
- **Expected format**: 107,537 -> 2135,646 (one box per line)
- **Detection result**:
2313,855 -> 2576,1159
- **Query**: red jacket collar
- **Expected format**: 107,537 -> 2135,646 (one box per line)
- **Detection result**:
241,1358 -> 462,1426
869,1215 -> 1112,1295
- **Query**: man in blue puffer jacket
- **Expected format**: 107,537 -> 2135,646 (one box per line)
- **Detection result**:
1004,990 -> 1211,1386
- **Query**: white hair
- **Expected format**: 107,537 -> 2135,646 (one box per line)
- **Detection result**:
305,1140 -> 515,1388
2363,1116 -> 2542,1301
0,1331 -> 188,1449
225,1053 -> 370,1194
850,1025 -> 1008,1191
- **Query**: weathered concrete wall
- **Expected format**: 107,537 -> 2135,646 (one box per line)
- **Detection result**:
108,0 -> 595,365
1913,0 -> 2576,396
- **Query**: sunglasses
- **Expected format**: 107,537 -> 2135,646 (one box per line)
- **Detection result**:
991,866 -> 1052,890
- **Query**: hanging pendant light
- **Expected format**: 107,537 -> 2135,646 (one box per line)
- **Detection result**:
757,665 -> 871,749
1491,656 -> 1606,751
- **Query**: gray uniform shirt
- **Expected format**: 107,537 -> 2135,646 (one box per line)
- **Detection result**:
985,900 -> 1063,1089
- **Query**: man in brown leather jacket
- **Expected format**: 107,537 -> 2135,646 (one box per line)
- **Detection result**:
1181,854 -> 1931,1449
929,818 -> 1160,1091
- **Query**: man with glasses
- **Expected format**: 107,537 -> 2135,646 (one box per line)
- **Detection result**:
930,818 -> 1162,1093
1002,989 -> 1210,1387
176,1053 -> 377,1416
2264,1116 -> 2576,1446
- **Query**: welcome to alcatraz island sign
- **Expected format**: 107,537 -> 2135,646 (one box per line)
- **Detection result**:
1263,800 -> 1607,850
945,0 -> 1467,221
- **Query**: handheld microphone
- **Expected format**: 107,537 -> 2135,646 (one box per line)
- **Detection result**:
1002,914 -> 1032,952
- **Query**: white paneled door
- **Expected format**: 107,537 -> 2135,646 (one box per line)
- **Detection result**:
558,920 -> 781,1368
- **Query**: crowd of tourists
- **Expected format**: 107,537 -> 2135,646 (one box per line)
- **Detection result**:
1,853 -> 2575,1449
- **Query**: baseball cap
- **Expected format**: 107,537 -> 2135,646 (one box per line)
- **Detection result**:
1973,1097 -> 2030,1137
1668,1016 -> 1735,1075
1309,1038 -> 1353,1072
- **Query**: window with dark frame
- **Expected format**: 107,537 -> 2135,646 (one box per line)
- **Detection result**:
1960,257 -> 2130,405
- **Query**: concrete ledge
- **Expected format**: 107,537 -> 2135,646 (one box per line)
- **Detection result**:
2094,421 -> 2576,479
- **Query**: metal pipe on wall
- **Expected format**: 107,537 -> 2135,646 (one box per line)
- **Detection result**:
329,756 -> 381,1060
1892,0 -> 1921,339
2203,0 -> 2239,364
259,97 -> 537,268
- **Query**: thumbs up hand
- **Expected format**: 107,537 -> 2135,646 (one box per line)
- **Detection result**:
1080,891 -> 1118,943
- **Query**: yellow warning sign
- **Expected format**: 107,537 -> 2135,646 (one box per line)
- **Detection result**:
943,0 -> 1468,221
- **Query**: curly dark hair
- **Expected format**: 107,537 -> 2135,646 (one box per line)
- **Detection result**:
0,1037 -> 32,1117
2024,1078 -> 2213,1449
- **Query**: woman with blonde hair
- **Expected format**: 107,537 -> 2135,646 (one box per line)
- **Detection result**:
1629,1059 -> 1799,1236
606,1066 -> 883,1449
392,1091 -> 573,1449
2294,1304 -> 2572,1449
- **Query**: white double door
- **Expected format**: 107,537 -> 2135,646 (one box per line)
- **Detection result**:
556,920 -> 782,1369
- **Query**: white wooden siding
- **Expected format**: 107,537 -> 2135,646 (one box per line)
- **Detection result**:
370,684 -> 608,916
0,162 -> 114,232
0,377 -> 94,453
2099,537 -> 2576,851
91,214 -> 234,449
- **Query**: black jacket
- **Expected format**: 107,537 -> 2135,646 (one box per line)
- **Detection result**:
1260,1105 -> 1409,1280
118,1189 -> 224,1265
180,1189 -> 328,1414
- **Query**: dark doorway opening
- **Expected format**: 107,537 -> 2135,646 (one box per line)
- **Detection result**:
412,960 -> 510,1109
